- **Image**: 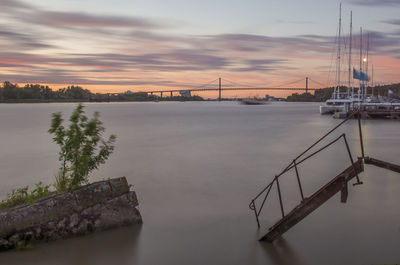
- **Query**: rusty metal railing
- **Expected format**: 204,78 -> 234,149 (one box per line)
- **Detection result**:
249,110 -> 365,228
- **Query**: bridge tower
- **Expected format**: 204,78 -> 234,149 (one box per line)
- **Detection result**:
218,77 -> 222,101
306,77 -> 309,93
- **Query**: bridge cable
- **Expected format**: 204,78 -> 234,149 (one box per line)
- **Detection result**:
309,78 -> 328,88
223,78 -> 257,88
190,78 -> 219,90
274,78 -> 306,88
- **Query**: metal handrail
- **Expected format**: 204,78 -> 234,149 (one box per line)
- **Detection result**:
249,110 -> 364,228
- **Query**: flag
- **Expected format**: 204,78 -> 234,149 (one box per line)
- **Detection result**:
353,68 -> 370,81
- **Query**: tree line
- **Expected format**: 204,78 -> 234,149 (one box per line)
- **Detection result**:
0,81 -> 92,102
286,83 -> 400,102
0,81 -> 203,102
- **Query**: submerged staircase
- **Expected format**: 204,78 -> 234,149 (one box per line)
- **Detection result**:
250,111 -> 400,242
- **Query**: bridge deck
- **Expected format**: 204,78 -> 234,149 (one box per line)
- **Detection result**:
260,159 -> 364,242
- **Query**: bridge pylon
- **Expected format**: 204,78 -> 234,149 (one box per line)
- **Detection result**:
218,77 -> 222,101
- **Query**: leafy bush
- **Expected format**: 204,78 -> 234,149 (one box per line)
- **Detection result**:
49,104 -> 116,191
0,104 -> 116,210
0,182 -> 51,210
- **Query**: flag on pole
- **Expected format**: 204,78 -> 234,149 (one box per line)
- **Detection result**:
353,68 -> 370,81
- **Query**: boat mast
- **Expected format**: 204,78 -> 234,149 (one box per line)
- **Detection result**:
365,32 -> 370,97
359,27 -> 363,99
372,64 -> 374,95
335,3 -> 342,99
348,11 -> 352,98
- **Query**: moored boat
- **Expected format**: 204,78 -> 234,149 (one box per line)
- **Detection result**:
239,98 -> 268,105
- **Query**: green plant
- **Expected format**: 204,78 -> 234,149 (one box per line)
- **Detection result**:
0,182 -> 51,210
49,104 -> 116,191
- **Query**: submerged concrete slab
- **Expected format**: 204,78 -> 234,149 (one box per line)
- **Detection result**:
0,177 -> 142,250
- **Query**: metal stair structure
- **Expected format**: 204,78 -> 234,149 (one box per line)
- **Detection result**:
249,111 -> 400,242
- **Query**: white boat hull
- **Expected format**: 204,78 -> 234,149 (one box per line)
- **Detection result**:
319,104 -> 345,114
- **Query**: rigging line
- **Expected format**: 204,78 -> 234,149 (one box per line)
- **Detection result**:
327,19 -> 341,90
190,78 -> 219,90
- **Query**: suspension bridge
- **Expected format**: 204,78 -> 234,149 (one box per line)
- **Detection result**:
143,77 -> 327,100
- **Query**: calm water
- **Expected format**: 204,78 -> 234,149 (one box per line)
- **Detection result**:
0,102 -> 399,265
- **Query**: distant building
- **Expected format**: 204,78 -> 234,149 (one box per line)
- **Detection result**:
179,90 -> 191,97
265,94 -> 285,101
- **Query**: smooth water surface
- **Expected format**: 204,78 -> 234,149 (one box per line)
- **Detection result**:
0,102 -> 399,265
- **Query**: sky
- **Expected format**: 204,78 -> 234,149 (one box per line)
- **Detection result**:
1,0 -> 400,97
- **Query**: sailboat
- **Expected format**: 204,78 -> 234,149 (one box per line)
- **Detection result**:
320,4 -> 357,114
320,5 -> 400,118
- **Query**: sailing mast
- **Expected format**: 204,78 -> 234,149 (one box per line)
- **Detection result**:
359,27 -> 363,99
335,3 -> 342,100
348,11 -> 352,98
365,32 -> 370,97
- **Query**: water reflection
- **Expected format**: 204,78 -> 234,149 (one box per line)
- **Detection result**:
0,102 -> 399,264
1,225 -> 142,265
260,238 -> 305,265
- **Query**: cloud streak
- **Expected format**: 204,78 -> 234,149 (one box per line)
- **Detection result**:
0,0 -> 399,90
349,0 -> 400,7
25,11 -> 159,30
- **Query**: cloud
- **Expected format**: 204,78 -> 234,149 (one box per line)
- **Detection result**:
384,19 -> 400,26
0,0 -> 32,11
0,29 -> 53,49
0,48 -> 230,73
1,0 -> 399,88
25,11 -> 159,29
234,59 -> 288,72
349,0 -> 400,7
0,67 -> 195,87
207,34 -> 334,54
76,50 -> 230,71
275,20 -> 315,24
0,0 -> 161,30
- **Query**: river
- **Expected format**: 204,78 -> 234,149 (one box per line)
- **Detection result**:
0,102 -> 399,265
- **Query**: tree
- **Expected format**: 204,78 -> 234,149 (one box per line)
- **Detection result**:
2,81 -> 19,99
49,104 -> 116,191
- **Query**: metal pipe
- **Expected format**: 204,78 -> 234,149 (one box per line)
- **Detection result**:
293,159 -> 305,201
358,113 -> 365,159
285,134 -> 345,173
250,200 -> 260,228
343,135 -> 362,184
257,183 -> 274,216
276,177 -> 285,218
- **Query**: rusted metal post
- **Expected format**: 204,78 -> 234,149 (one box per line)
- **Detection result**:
343,134 -> 362,185
358,112 -> 365,159
257,183 -> 273,217
249,200 -> 260,228
340,175 -> 348,203
276,178 -> 285,218
293,159 -> 305,201
364,157 -> 400,173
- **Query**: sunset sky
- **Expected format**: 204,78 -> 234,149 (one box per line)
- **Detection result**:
1,0 -> 400,97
